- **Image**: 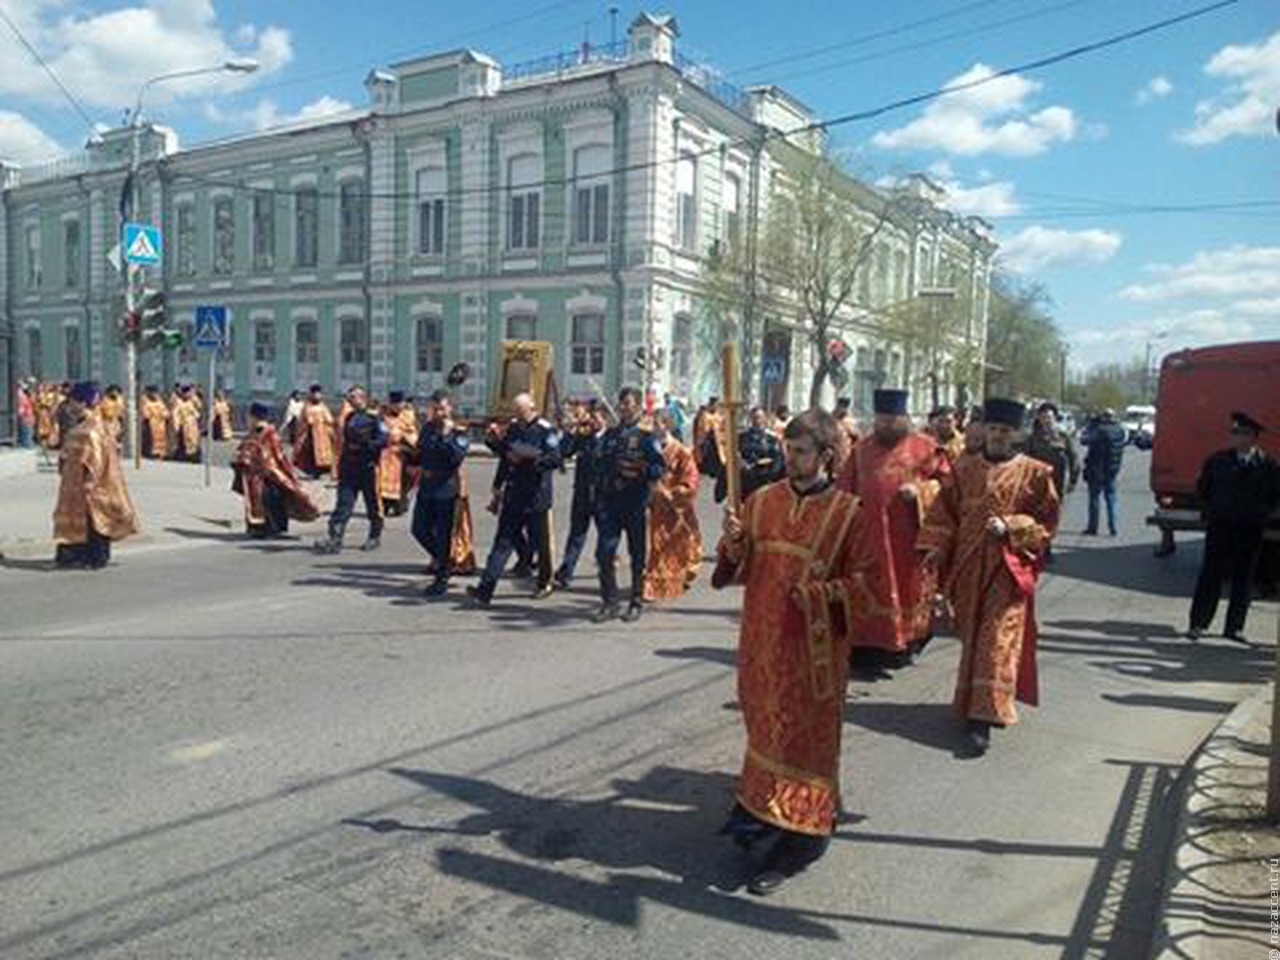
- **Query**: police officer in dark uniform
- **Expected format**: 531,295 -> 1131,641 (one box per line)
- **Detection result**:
1188,411 -> 1280,643
315,385 -> 387,554
412,389 -> 470,598
467,392 -> 561,607
712,406 -> 786,503
593,386 -> 666,623
554,401 -> 608,589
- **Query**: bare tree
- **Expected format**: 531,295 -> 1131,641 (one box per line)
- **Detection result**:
701,149 -> 898,409
881,288 -> 977,410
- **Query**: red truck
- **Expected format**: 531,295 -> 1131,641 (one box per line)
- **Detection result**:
1147,340 -> 1280,556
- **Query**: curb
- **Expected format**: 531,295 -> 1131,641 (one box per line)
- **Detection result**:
1150,682 -> 1272,959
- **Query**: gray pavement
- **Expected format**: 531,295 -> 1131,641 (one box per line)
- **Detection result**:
0,449 -> 1275,959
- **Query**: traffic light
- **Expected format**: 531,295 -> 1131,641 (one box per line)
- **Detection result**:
137,288 -> 166,327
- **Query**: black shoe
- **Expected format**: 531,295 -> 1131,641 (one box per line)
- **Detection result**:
531,583 -> 554,600
592,601 -> 621,623
1186,626 -> 1204,641
360,537 -> 381,552
313,538 -> 341,555
963,720 -> 991,757
510,563 -> 533,579
621,600 -> 643,623
1224,631 -> 1250,645
422,579 -> 449,598
1080,528 -> 1097,536
553,571 -> 571,591
465,585 -> 493,609
746,833 -> 827,897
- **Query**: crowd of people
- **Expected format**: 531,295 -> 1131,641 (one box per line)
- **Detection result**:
40,373 -> 1277,896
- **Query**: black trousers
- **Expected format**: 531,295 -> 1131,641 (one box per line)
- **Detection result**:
1190,522 -> 1264,636
56,527 -> 111,569
412,494 -> 458,580
248,484 -> 290,539
596,498 -> 647,604
328,468 -> 384,543
479,505 -> 552,595
557,490 -> 595,580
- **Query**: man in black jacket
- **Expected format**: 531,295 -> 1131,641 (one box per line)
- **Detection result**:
315,386 -> 387,554
1187,411 -> 1280,643
467,393 -> 561,606
1082,409 -> 1126,536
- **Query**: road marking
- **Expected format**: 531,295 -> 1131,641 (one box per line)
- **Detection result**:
169,739 -> 231,763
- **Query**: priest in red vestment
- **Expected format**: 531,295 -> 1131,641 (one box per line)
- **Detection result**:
919,397 -> 1060,756
233,403 -> 320,538
837,388 -> 951,667
714,409 -> 872,896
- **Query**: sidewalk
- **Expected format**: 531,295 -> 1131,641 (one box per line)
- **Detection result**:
0,456 -> 263,560
1153,648 -> 1280,959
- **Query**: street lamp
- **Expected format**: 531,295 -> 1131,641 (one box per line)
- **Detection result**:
122,59 -> 259,467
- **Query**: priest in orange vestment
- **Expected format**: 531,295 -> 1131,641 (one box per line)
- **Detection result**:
140,386 -> 170,459
170,385 -> 202,462
53,382 -> 140,569
644,411 -> 702,601
378,390 -> 419,516
919,397 -> 1060,756
232,403 -> 320,538
837,388 -> 951,666
293,384 -> 336,478
212,391 -> 234,441
713,409 -> 871,896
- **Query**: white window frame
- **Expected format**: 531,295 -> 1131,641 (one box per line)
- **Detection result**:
293,314 -> 320,385
293,185 -> 320,269
251,189 -> 275,274
338,314 -> 368,385
415,166 -> 446,257
675,153 -> 698,252
211,193 -> 236,277
24,222 -> 41,290
337,175 -> 366,265
569,313 -> 605,376
571,144 -> 611,247
506,154 -> 541,252
252,314 -> 277,391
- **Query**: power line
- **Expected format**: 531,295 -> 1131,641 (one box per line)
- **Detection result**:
164,0 -> 1240,210
721,0 -> 1012,78
0,3 -> 100,135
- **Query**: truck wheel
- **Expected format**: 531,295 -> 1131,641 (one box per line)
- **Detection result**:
1154,528 -> 1176,558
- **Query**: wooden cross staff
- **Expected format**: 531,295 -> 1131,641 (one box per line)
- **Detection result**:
722,341 -> 743,513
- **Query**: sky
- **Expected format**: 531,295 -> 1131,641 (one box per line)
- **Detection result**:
1,0 -> 1276,372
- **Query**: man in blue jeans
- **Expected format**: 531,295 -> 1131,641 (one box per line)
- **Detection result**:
1082,409 -> 1127,536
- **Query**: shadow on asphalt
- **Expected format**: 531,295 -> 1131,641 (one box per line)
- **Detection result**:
1038,629 -> 1271,687
843,701 -> 973,758
1047,540 -> 1204,598
1100,692 -> 1238,714
375,764 -> 847,938
653,645 -> 736,667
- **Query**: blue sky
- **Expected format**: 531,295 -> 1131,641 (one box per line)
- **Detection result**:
2,0 -> 1276,370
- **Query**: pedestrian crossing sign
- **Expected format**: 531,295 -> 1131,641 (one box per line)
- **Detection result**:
194,306 -> 228,350
123,223 -> 162,266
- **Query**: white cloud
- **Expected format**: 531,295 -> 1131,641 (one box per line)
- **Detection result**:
1135,75 -> 1173,105
1119,246 -> 1280,302
0,1 -> 292,113
998,226 -> 1122,274
1177,30 -> 1280,145
1233,297 -> 1280,316
210,95 -> 355,132
1068,307 -> 1279,370
0,109 -> 65,164
872,64 -> 1079,157
880,163 -> 1022,218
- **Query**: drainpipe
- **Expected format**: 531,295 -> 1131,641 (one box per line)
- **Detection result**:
609,74 -> 628,398
353,118 -> 375,393
75,174 -> 92,380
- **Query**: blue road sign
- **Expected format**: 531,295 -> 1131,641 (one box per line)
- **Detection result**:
194,306 -> 228,350
123,223 -> 162,266
761,357 -> 787,385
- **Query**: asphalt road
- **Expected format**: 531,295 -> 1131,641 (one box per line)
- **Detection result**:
0,450 -> 1273,959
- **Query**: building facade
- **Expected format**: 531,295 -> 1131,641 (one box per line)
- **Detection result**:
0,13 -> 994,431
